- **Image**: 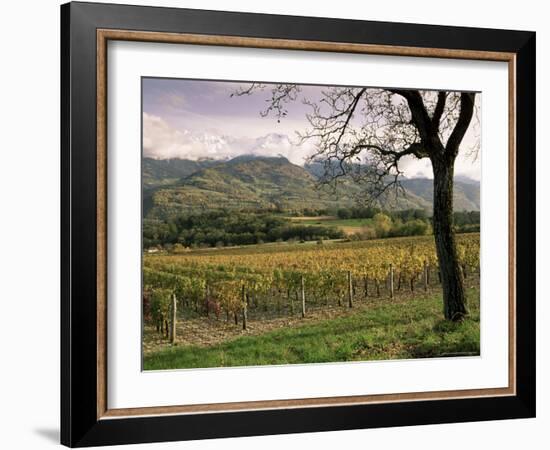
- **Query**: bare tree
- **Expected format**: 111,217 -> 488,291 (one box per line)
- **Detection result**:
235,84 -> 478,321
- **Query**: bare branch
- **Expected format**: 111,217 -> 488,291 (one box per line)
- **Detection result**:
231,82 -> 267,97
431,91 -> 447,129
388,89 -> 433,141
445,92 -> 476,158
231,83 -> 476,203
333,88 -> 366,149
232,83 -> 300,121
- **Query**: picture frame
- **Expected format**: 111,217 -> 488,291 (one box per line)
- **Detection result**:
60,1 -> 536,447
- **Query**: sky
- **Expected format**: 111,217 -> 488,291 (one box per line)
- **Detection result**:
142,78 -> 481,180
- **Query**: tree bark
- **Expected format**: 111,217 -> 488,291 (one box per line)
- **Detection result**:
432,159 -> 468,321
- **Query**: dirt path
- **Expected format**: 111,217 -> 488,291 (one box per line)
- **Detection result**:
143,301 -> 367,355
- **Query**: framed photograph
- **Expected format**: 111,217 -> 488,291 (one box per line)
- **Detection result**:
61,1 -> 536,447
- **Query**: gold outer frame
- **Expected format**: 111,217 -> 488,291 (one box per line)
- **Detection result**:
96,29 -> 516,420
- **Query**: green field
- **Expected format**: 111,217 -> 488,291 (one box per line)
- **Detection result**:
143,287 -> 480,370
292,216 -> 373,227
288,215 -> 375,236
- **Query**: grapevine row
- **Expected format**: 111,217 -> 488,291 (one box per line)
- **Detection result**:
143,234 -> 479,337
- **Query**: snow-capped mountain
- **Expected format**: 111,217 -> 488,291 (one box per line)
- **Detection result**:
143,113 -> 309,164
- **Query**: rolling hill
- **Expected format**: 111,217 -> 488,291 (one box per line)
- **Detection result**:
143,156 -> 480,219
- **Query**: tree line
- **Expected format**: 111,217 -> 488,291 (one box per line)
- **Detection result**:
143,211 -> 344,249
143,208 -> 480,250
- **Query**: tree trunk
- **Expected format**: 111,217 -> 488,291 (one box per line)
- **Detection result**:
432,159 -> 468,321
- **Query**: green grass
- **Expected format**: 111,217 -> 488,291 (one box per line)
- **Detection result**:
294,217 -> 373,228
143,287 -> 480,370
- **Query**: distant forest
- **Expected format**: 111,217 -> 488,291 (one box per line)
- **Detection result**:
143,208 -> 480,250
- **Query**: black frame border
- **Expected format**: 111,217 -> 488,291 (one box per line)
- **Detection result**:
61,2 -> 536,447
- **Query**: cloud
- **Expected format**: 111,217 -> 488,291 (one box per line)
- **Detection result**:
143,113 -> 480,180
143,113 -> 193,159
143,113 -> 313,164
143,113 -> 240,160
386,153 -> 479,181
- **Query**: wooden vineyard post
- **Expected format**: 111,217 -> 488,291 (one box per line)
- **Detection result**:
170,293 -> 177,344
300,275 -> 306,318
423,261 -> 428,291
426,262 -> 430,285
241,284 -> 247,330
204,283 -> 209,317
347,270 -> 353,308
389,264 -> 394,299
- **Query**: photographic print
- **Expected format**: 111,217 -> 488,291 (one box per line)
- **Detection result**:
141,78 -> 481,371
62,6 -> 535,444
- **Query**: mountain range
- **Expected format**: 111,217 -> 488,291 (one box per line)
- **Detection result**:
143,155 -> 480,219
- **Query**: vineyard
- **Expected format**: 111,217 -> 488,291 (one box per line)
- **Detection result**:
143,234 -> 480,354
